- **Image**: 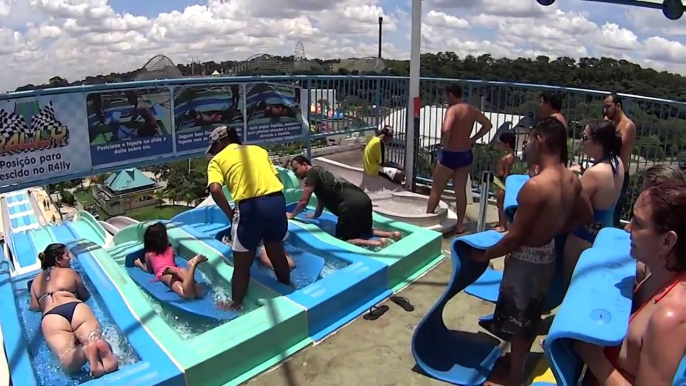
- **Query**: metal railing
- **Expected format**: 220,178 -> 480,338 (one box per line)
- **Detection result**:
1,75 -> 683,221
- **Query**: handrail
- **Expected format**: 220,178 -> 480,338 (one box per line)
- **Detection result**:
3,75 -> 686,107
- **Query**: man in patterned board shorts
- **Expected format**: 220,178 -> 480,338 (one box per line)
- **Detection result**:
469,117 -> 593,385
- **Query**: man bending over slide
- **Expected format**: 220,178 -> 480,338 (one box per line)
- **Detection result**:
288,156 -> 400,248
469,117 -> 592,385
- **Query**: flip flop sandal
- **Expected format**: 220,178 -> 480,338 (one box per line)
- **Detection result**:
390,296 -> 415,312
363,305 -> 389,321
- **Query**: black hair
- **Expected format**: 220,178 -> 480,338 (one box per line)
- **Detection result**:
143,222 -> 170,255
39,243 -> 67,270
380,125 -> 393,136
225,126 -> 242,145
540,91 -> 563,112
586,119 -> 622,159
125,90 -> 138,105
445,83 -> 463,99
642,180 -> 686,271
530,116 -> 568,164
291,155 -> 311,166
498,132 -> 516,150
607,93 -> 623,109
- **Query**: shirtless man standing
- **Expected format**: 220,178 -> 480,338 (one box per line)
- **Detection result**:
603,93 -> 636,226
538,91 -> 567,131
470,117 -> 593,386
536,91 -> 569,168
426,83 -> 492,234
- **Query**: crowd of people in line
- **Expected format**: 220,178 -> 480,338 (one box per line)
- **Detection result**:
26,84 -> 686,385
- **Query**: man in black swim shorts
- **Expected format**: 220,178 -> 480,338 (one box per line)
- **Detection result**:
287,156 -> 400,248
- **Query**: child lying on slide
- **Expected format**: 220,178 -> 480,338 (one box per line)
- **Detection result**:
135,222 -> 207,299
222,235 -> 296,271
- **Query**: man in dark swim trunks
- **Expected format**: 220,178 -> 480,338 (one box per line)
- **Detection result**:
427,83 -> 492,234
469,117 -> 592,386
288,156 -> 400,248
126,91 -> 158,138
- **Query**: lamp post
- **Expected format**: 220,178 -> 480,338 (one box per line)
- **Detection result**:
404,0 -> 422,191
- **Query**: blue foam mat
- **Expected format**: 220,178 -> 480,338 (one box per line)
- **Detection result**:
124,251 -> 238,321
411,231 -> 501,385
544,241 -> 635,384
504,174 -> 529,223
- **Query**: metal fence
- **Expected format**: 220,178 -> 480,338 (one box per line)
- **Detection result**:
2,75 -> 684,221
300,76 -> 685,221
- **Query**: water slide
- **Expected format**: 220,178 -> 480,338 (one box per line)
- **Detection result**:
27,192 -> 47,227
0,222 -> 182,386
107,216 -> 140,230
99,216 -> 139,236
70,210 -> 110,246
311,157 -> 459,233
0,249 -> 10,386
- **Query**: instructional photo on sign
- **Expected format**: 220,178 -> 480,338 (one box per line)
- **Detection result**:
86,87 -> 174,166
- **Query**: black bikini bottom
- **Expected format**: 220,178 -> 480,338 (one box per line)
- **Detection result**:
42,302 -> 80,323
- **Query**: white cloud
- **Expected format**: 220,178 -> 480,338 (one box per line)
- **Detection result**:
0,0 -> 684,90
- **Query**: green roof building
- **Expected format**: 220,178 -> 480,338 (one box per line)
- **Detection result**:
93,168 -> 160,216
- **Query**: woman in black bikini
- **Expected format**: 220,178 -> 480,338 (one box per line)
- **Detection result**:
29,243 -> 118,378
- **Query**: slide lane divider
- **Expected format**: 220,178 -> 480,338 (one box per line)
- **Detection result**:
0,260 -> 39,386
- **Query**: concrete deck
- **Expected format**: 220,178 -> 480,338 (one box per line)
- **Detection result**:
250,195 -> 545,385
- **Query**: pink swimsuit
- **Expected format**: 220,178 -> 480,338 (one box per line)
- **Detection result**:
146,246 -> 177,281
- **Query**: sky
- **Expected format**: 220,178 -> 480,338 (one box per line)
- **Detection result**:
0,0 -> 685,91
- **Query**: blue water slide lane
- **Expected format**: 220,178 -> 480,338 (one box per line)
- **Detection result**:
9,232 -> 38,269
412,231 -> 502,385
171,214 -> 391,341
48,227 -> 185,386
0,258 -> 38,386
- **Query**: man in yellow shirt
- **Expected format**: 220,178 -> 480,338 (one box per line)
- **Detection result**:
206,126 -> 290,310
363,126 -> 405,184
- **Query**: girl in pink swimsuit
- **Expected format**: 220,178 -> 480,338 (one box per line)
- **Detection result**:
134,222 -> 207,299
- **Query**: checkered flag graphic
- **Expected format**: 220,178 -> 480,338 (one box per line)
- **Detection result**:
0,108 -> 29,155
30,102 -> 67,151
0,102 -> 67,155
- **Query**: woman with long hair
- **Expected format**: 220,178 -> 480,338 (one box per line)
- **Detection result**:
29,243 -> 118,378
563,120 -> 625,282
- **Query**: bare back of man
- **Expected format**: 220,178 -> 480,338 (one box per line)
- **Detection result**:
427,101 -> 491,234
551,112 -> 568,132
484,165 -> 583,386
521,166 -> 580,246
615,116 -> 636,173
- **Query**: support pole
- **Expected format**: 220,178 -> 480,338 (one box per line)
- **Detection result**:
378,17 -> 383,59
404,0 -> 421,192
476,171 -> 493,232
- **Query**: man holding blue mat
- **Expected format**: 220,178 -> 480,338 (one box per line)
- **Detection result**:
206,126 -> 291,310
469,117 -> 592,385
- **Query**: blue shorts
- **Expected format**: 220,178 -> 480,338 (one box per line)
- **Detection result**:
438,149 -> 473,170
231,192 -> 288,252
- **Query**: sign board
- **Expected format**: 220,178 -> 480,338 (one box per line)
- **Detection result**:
0,81 -> 308,189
